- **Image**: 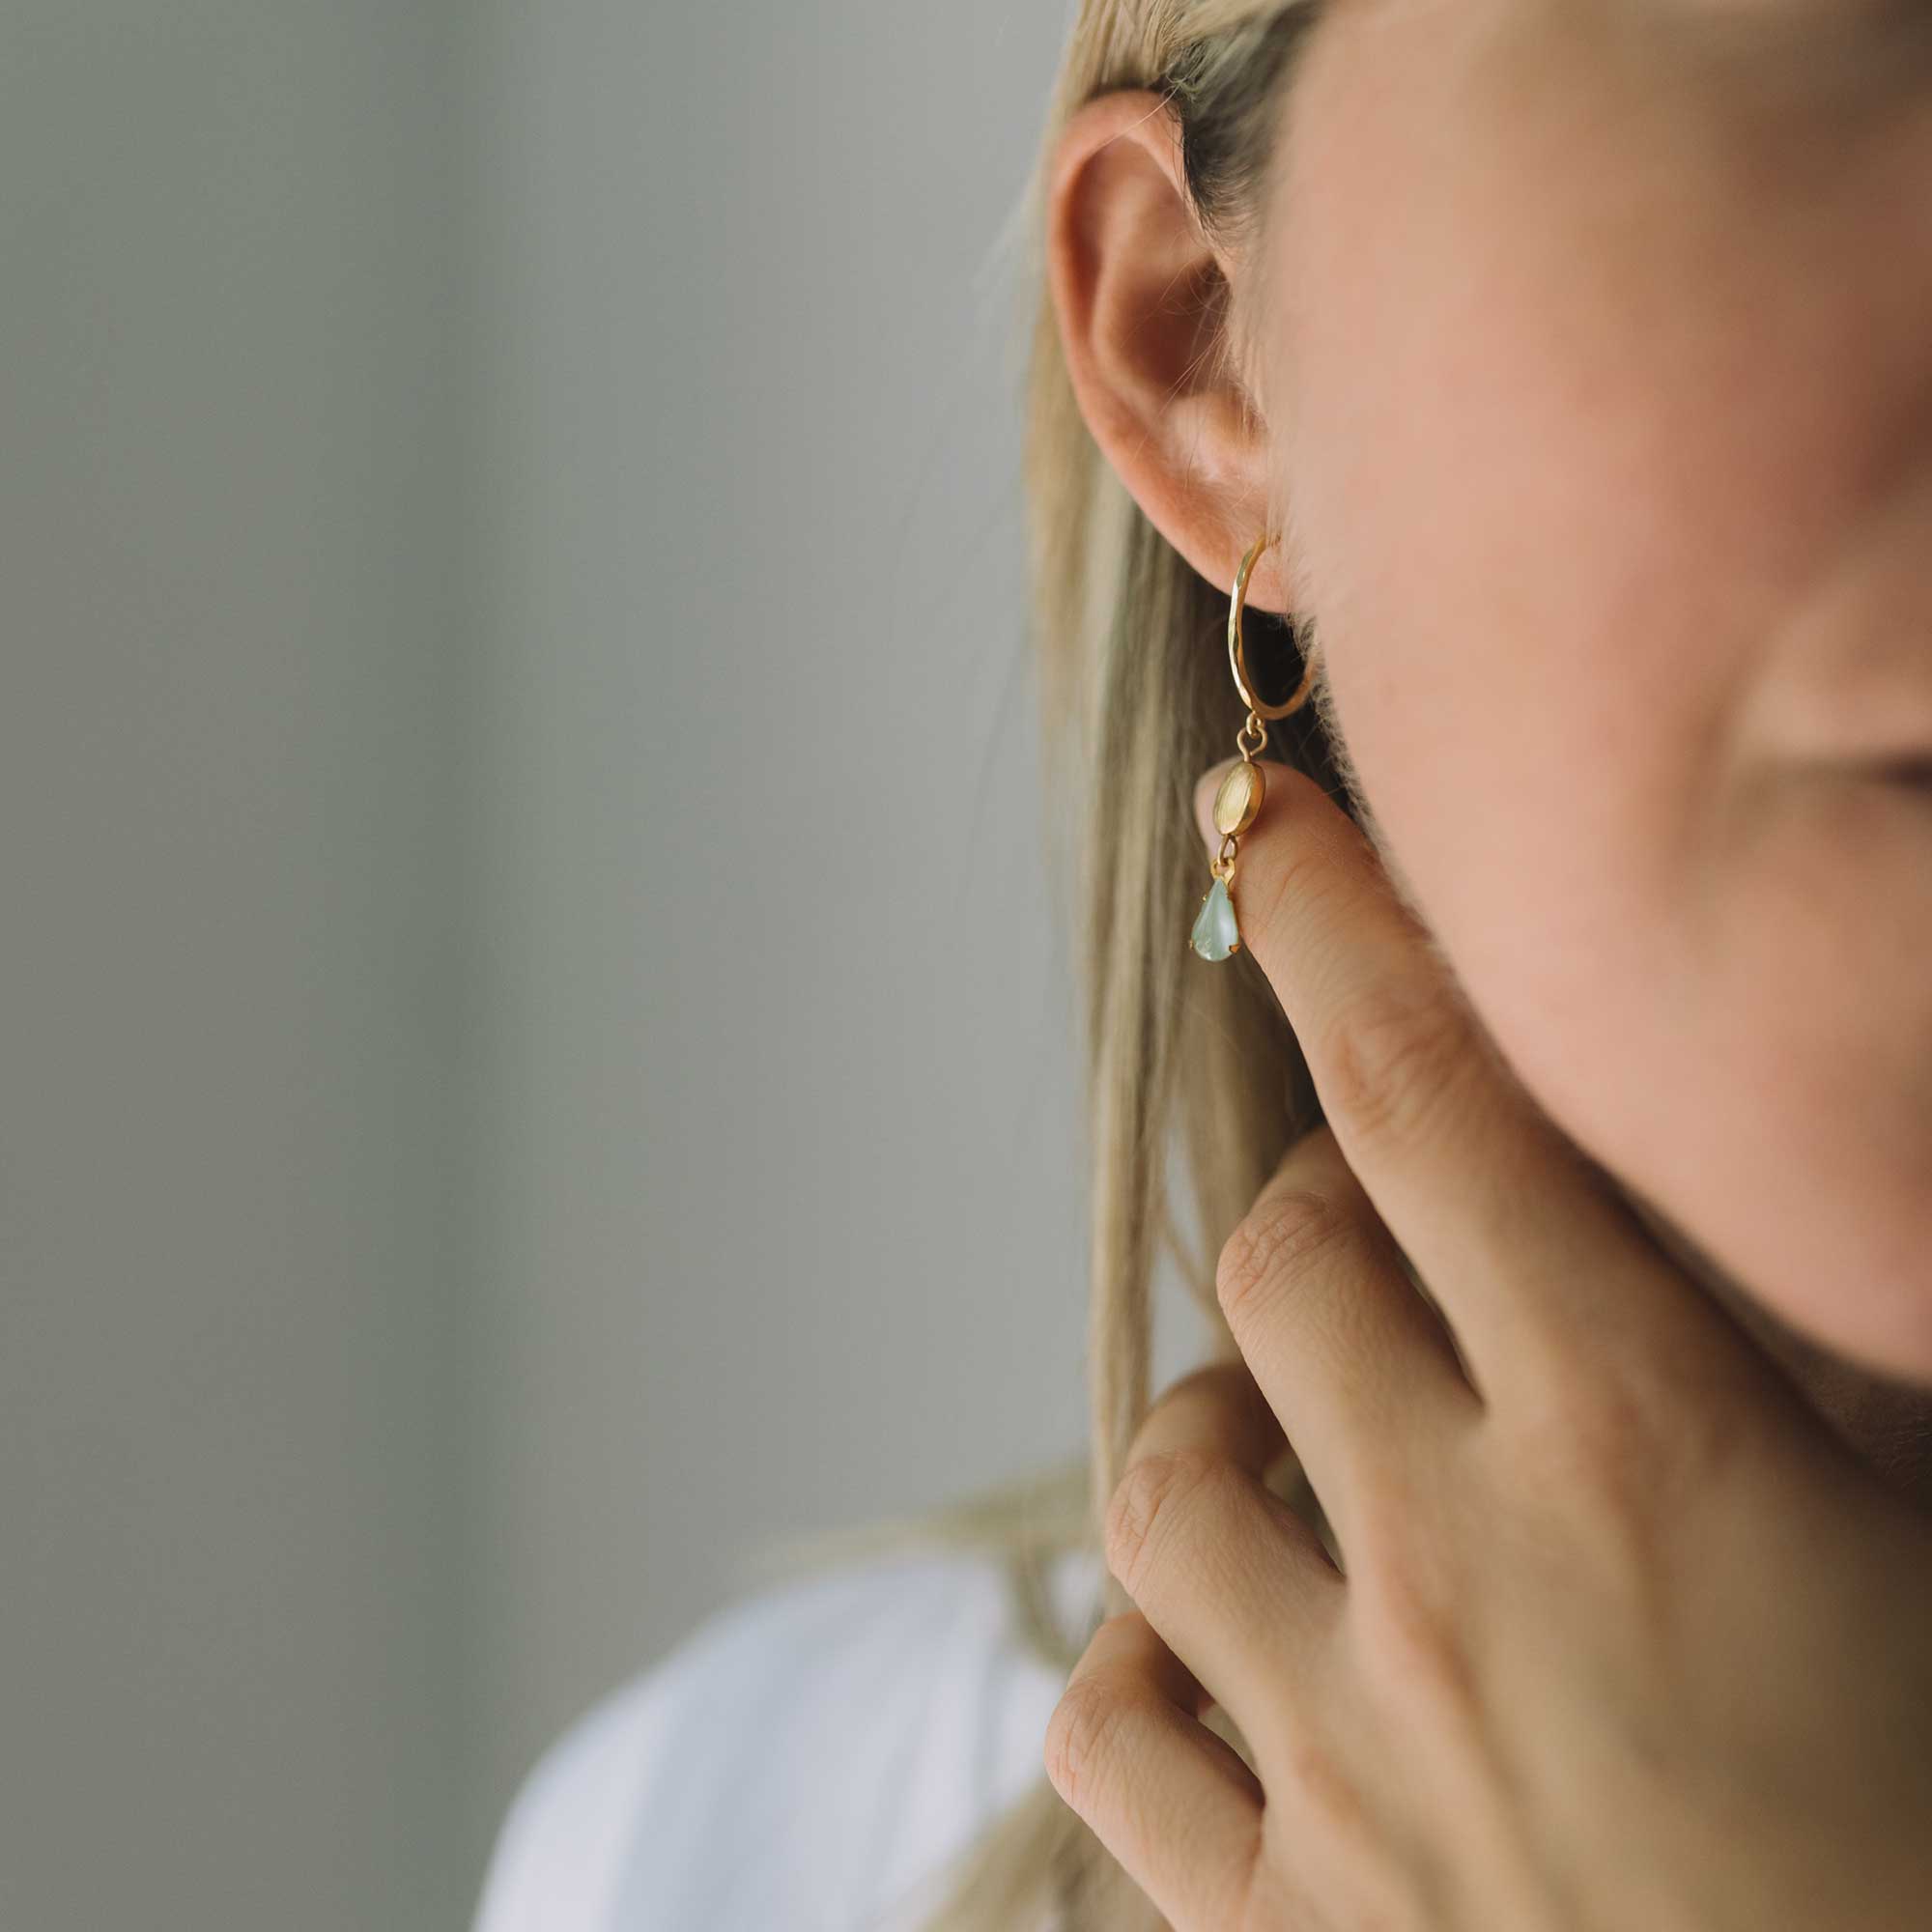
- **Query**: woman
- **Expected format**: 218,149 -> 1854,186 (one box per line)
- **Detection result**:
475,3 -> 1932,1927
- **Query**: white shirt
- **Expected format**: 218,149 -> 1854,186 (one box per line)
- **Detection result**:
472,1544 -> 1104,1932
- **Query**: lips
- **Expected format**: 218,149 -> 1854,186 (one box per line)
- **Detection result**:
1748,611 -> 1932,775
1875,755 -> 1932,791
1756,620 -> 1932,772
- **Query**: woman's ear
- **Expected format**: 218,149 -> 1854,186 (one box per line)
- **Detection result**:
1046,88 -> 1288,611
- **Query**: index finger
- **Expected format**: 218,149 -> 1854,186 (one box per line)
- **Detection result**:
1193,756 -> 1735,1409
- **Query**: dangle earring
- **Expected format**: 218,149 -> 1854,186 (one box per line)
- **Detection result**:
1190,530 -> 1321,962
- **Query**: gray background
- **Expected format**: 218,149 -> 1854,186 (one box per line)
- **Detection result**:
0,1 -> 1215,1926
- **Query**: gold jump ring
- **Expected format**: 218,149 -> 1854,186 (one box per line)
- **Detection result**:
1229,532 -> 1320,723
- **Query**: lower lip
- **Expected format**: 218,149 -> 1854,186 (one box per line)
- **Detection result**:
1722,766 -> 1932,954
1795,763 -> 1932,841
1717,764 -> 1932,969
1865,751 -> 1932,785
1856,761 -> 1932,798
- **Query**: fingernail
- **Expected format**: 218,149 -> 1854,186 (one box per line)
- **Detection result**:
1194,758 -> 1241,847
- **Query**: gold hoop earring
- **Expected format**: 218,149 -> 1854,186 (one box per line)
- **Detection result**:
1190,530 -> 1321,962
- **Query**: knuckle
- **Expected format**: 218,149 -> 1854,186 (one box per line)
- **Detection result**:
1320,981 -> 1473,1153
1043,1670 -> 1131,1810
1496,1376 -> 1703,1616
1216,1186 -> 1349,1327
1520,1360 -> 1761,1557
1104,1445 -> 1219,1596
1663,1372 -> 1773,1495
1518,1369 -> 1668,1510
1569,1377 -> 1658,1475
1336,1463 -> 1422,1570
1354,1562 -> 1476,1718
1279,1731 -> 1374,1850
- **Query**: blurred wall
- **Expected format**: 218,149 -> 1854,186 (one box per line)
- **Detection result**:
462,0 -> 1108,1859
1,5 -> 470,1929
1,2 -> 1177,1925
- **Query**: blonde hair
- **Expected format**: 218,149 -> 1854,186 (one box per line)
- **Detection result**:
746,5 -> 1359,1926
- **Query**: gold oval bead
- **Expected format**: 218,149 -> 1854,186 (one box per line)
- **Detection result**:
1212,760 -> 1264,838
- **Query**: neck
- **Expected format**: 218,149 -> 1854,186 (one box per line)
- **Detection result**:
1617,1180 -> 1932,1519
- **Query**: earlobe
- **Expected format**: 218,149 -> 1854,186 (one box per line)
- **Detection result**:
1045,88 -> 1288,611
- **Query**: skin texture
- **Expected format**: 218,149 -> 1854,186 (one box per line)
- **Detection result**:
1044,0 -> 1932,1486
1040,759 -> 1932,1930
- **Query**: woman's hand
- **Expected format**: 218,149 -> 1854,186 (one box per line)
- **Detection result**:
1042,757 -> 1932,1932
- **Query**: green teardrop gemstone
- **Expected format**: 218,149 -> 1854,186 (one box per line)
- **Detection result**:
1190,875 -> 1239,961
